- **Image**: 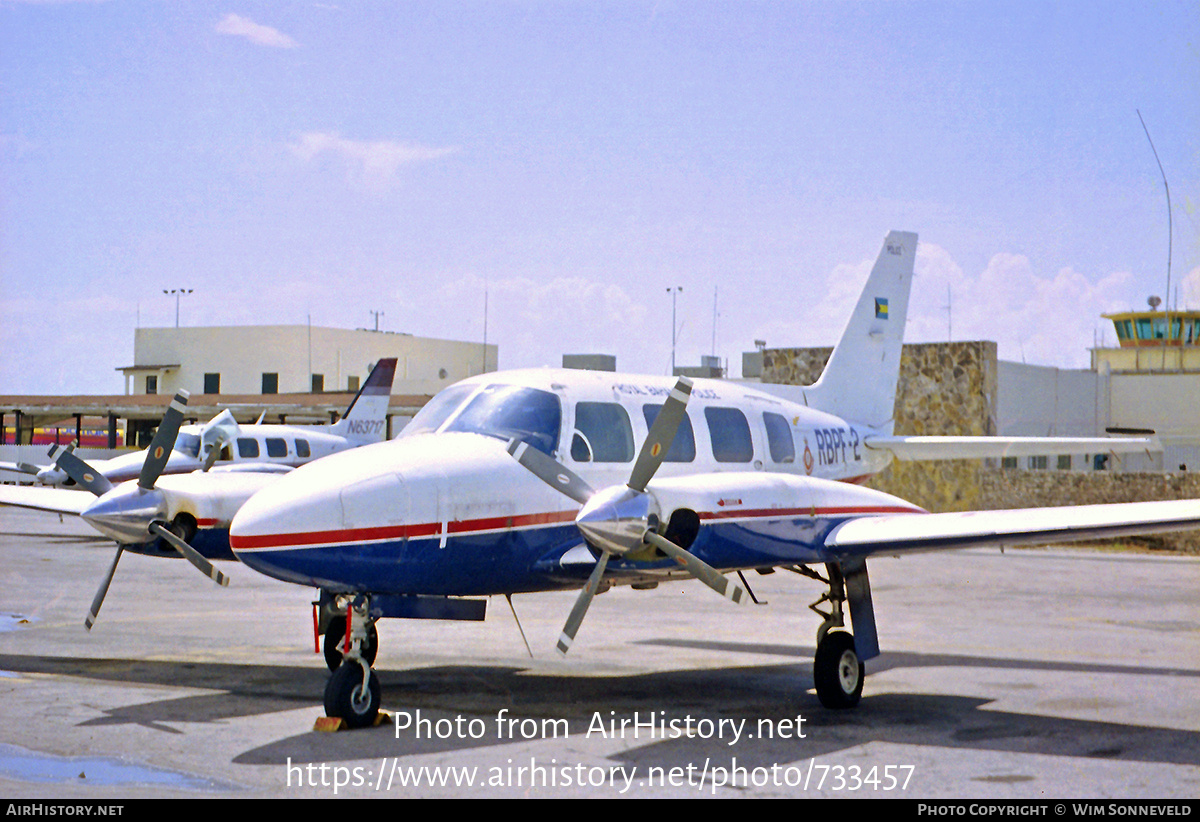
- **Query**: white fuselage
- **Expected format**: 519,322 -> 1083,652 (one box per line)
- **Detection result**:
229,369 -> 912,594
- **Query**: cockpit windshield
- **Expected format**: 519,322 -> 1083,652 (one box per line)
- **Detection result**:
403,383 -> 561,456
174,432 -> 202,458
402,383 -> 477,437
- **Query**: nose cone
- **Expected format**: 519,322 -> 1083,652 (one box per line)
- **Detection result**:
229,453 -> 355,587
575,485 -> 658,557
81,485 -> 167,544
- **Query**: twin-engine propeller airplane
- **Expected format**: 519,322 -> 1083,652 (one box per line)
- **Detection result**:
0,358 -> 398,487
0,358 -> 400,628
225,231 -> 1200,728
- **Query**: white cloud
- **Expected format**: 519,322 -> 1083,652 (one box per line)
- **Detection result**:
1180,266 -> 1200,309
906,244 -> 1137,367
751,242 -> 1144,371
428,273 -> 650,371
289,132 -> 459,187
215,13 -> 298,49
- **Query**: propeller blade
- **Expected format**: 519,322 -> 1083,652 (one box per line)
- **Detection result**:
149,522 -> 230,588
84,546 -> 124,631
139,390 -> 189,490
556,550 -> 610,655
643,531 -> 748,604
53,449 -> 113,496
506,438 -> 595,506
628,377 -> 692,493
202,445 -> 221,472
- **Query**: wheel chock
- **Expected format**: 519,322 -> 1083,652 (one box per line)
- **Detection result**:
313,710 -> 392,732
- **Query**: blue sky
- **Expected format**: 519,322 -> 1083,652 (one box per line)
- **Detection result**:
2,1 -> 1198,394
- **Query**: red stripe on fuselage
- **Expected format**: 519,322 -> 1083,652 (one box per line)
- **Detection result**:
230,505 -> 923,551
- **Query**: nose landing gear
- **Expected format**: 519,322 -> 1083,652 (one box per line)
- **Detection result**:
322,595 -> 382,729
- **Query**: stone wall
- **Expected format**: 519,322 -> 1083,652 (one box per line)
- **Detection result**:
762,340 -> 1200,552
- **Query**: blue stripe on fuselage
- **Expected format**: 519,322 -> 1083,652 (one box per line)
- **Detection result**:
233,516 -> 844,596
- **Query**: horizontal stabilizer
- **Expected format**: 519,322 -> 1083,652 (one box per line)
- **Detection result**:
863,435 -> 1159,461
826,498 -> 1200,556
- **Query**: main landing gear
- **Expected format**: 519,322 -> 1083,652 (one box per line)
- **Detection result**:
790,562 -> 871,709
321,595 -> 382,729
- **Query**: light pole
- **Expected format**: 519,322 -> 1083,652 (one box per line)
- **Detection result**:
667,286 -> 682,374
163,289 -> 193,328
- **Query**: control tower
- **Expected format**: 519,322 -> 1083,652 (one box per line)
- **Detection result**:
1093,305 -> 1200,373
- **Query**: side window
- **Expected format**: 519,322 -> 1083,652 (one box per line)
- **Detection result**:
236,438 -> 260,459
295,439 -> 311,458
641,404 -> 696,462
266,438 -> 288,458
705,407 -> 753,463
763,412 -> 795,463
572,402 -> 634,463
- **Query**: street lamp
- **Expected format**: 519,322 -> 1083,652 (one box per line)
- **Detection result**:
163,289 -> 193,328
667,286 -> 683,374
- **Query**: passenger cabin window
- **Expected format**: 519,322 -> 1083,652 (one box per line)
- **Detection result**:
443,384 -> 562,456
571,402 -> 634,462
266,438 -> 288,458
705,407 -> 754,463
641,404 -> 696,462
237,438 -> 260,458
763,412 -> 795,463
295,439 -> 310,458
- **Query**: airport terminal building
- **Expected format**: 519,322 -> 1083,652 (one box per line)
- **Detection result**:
118,325 -> 497,398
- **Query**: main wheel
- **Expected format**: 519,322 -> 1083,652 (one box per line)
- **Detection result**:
813,630 -> 864,709
324,660 -> 381,729
323,617 -> 379,672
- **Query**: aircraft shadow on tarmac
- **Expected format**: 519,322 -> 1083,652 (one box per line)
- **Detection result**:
1,651 -> 1196,770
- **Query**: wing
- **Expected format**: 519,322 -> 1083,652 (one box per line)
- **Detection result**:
863,435 -> 1158,461
0,484 -> 93,515
826,499 -> 1200,556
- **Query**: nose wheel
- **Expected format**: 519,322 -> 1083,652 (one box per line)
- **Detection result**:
324,658 -> 380,729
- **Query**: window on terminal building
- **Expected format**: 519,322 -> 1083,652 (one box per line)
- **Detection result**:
311,374 -> 324,393
347,376 -> 360,392
1057,455 -> 1072,470
145,375 -> 157,394
1028,455 -> 1047,470
204,373 -> 221,394
262,373 -> 278,394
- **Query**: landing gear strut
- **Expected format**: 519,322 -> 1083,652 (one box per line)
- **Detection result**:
322,595 -> 381,728
790,563 -> 868,709
323,616 -> 378,673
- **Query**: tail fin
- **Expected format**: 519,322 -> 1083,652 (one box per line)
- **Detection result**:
330,358 -> 397,444
804,231 -> 917,432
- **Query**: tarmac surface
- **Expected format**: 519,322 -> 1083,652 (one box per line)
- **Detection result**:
0,506 -> 1197,799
